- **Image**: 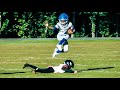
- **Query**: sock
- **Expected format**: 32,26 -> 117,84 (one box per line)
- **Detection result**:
57,50 -> 61,53
56,49 -> 64,53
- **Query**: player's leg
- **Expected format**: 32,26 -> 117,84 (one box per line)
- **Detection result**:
23,63 -> 38,69
52,38 -> 67,57
52,34 -> 69,57
62,40 -> 69,52
57,38 -> 67,52
23,63 -> 54,73
52,47 -> 59,57
57,34 -> 69,52
35,67 -> 54,73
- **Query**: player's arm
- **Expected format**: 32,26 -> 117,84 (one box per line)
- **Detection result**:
70,24 -> 75,34
64,69 -> 78,73
67,22 -> 75,34
44,21 -> 53,29
44,21 -> 59,34
72,27 -> 75,34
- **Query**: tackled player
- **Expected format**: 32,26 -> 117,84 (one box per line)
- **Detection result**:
23,60 -> 77,73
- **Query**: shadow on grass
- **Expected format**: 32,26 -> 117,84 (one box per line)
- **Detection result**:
0,67 -> 114,74
0,72 -> 26,74
77,66 -> 114,72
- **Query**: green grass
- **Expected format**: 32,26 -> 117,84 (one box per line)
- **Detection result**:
0,38 -> 120,78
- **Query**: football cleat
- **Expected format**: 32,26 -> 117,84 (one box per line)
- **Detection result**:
52,48 -> 59,58
23,63 -> 29,69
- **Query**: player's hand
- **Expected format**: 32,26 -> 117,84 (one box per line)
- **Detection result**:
44,21 -> 53,29
74,71 -> 77,73
44,21 -> 49,27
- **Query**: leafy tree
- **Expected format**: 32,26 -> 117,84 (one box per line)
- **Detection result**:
99,19 -> 110,37
79,12 -> 108,38
13,12 -> 57,38
0,12 -> 9,35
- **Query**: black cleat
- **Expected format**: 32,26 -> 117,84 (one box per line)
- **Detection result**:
23,63 -> 29,69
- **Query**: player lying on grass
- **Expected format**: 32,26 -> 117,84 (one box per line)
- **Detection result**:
23,60 -> 78,73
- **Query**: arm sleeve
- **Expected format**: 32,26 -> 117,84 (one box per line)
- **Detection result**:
64,69 -> 75,73
53,26 -> 59,34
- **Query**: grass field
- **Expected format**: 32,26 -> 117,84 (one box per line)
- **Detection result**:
0,38 -> 120,78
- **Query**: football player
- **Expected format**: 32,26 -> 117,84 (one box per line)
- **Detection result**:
45,13 -> 75,58
23,60 -> 77,73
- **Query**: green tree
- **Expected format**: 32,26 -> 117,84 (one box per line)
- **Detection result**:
79,12 -> 108,38
0,12 -> 9,35
99,18 -> 110,37
13,12 -> 57,38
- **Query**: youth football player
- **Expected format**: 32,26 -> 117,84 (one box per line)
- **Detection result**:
45,13 -> 75,58
23,60 -> 77,73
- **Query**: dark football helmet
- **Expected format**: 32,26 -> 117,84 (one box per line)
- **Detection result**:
64,59 -> 74,69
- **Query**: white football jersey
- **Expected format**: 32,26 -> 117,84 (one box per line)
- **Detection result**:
52,64 -> 66,73
55,22 -> 75,35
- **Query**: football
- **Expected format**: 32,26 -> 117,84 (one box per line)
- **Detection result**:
67,28 -> 73,34
62,65 -> 68,69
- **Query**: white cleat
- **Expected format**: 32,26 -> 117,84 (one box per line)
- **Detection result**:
52,48 -> 59,58
52,52 -> 59,58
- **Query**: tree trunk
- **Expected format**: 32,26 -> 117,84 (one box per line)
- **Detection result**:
89,15 -> 96,38
91,21 -> 96,38
0,20 -> 1,29
92,32 -> 95,38
0,12 -> 1,28
102,34 -> 104,37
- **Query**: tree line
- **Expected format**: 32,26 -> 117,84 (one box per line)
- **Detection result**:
0,12 -> 120,38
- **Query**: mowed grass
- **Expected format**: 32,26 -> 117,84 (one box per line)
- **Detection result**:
0,38 -> 120,78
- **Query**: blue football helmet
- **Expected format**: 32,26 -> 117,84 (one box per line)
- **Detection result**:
58,13 -> 68,25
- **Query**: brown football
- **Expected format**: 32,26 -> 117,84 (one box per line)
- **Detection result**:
62,65 -> 68,69
67,28 -> 73,34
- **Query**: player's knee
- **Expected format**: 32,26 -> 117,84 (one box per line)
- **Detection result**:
63,45 -> 69,52
57,45 -> 62,51
64,48 -> 68,52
